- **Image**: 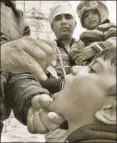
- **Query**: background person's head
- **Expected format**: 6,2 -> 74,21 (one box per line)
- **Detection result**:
76,1 -> 109,29
49,3 -> 77,40
50,48 -> 116,134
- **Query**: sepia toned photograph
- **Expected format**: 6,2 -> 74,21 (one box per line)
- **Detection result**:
1,0 -> 116,142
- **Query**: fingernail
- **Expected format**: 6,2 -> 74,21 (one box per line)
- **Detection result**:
49,98 -> 53,103
48,112 -> 57,119
51,60 -> 56,67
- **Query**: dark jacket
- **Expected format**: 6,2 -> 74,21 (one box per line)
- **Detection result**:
66,120 -> 116,143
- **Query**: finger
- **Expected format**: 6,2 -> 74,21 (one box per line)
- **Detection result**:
42,40 -> 57,67
20,51 -> 47,80
38,94 -> 53,110
22,42 -> 47,69
75,56 -> 83,64
33,111 -> 48,133
48,112 -> 65,125
31,95 -> 41,110
78,40 -> 85,48
27,108 -> 36,134
39,109 -> 60,131
69,50 -> 79,61
7,49 -> 47,80
75,58 -> 83,65
34,40 -> 54,67
73,53 -> 81,61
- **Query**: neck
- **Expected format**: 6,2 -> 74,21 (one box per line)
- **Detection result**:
59,36 -> 72,46
67,113 -> 94,135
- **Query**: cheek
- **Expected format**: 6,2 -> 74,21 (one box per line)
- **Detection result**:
50,76 -> 74,111
71,76 -> 105,109
69,22 -> 76,32
83,18 -> 89,25
96,14 -> 101,21
52,23 -> 59,33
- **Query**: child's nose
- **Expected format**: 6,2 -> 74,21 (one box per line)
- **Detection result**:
88,13 -> 94,19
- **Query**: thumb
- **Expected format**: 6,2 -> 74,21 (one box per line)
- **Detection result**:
38,94 -> 53,110
31,95 -> 41,110
48,112 -> 65,125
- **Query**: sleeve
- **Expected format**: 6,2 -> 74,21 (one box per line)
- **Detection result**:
40,76 -> 64,94
5,72 -> 50,125
0,72 -> 11,121
0,32 -> 9,45
91,26 -> 116,53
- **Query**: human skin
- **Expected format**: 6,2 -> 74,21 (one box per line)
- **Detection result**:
51,14 -> 76,40
83,9 -> 101,30
1,36 -> 56,80
26,13 -> 76,134
49,57 -> 116,134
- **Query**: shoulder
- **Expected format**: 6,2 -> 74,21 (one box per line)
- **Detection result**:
97,22 -> 116,31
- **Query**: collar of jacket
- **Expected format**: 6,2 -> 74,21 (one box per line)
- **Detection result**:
1,0 -> 18,16
56,38 -> 76,53
67,120 -> 116,143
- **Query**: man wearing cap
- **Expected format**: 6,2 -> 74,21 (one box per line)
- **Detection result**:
39,3 -> 77,142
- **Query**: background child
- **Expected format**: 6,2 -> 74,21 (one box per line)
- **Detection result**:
69,1 -> 116,65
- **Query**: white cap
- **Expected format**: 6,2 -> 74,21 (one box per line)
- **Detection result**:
49,3 -> 77,25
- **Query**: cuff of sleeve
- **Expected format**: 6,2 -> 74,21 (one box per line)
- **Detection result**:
22,93 -> 52,125
59,79 -> 65,90
92,44 -> 104,53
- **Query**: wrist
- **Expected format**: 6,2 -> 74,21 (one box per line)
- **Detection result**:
59,79 -> 65,90
91,44 -> 103,53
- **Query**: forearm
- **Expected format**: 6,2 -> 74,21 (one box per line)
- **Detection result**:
91,37 -> 116,54
5,73 -> 50,125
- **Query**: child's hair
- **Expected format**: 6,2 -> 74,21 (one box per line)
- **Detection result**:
94,48 -> 116,67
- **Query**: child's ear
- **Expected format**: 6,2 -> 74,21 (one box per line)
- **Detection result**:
95,96 -> 116,125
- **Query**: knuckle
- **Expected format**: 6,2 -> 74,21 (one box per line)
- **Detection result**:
49,124 -> 59,131
39,52 -> 46,60
47,48 -> 53,56
20,36 -> 32,44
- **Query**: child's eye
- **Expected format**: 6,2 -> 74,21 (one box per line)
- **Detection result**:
92,9 -> 99,16
84,13 -> 89,18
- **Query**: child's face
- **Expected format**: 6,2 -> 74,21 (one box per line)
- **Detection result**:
83,9 -> 101,29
